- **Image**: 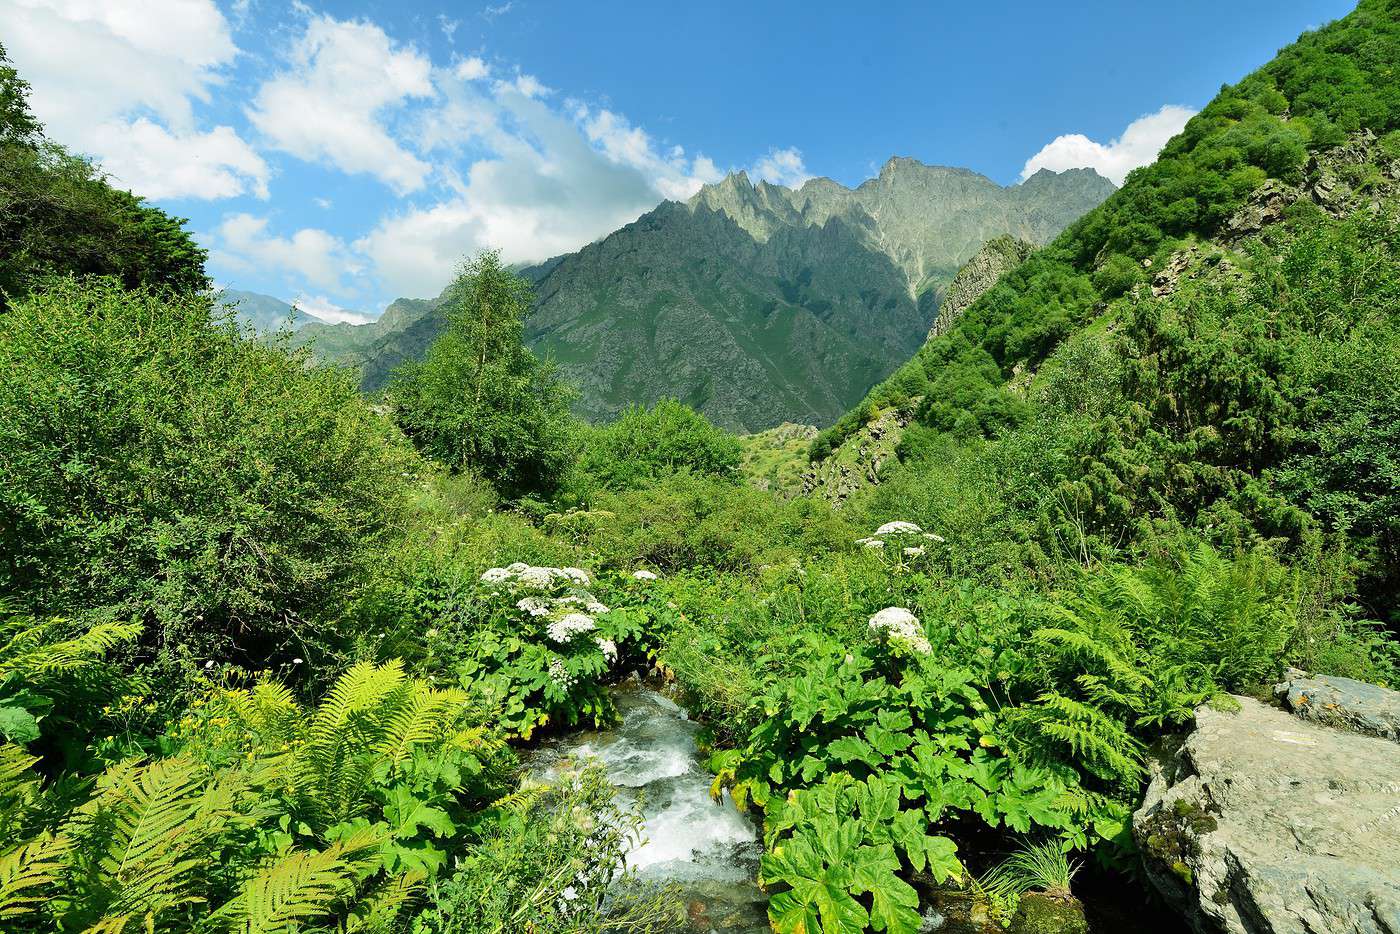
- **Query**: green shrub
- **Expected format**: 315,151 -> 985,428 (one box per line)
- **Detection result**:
585,472 -> 855,573
0,46 -> 206,306
0,279 -> 419,670
413,767 -> 684,933
0,660 -> 507,932
576,398 -> 741,492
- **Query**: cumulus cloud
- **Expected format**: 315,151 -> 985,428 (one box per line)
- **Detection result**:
90,119 -> 269,199
210,213 -> 356,293
0,0 -> 269,200
455,56 -> 490,80
355,69 -> 724,296
751,147 -> 812,188
1020,104 -> 1196,185
248,15 -> 434,194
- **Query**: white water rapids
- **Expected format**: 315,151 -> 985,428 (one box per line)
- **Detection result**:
530,685 -> 770,932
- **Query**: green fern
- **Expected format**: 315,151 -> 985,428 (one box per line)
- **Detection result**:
211,828 -> 383,934
65,756 -> 242,927
0,832 -> 72,918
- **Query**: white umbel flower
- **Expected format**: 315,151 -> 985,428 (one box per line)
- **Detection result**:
876,521 -> 923,536
596,638 -> 618,663
548,656 -> 576,689
546,612 -> 597,644
517,597 -> 551,617
480,567 -> 512,584
868,606 -> 931,655
562,567 -> 592,586
903,546 -> 926,558
585,601 -> 610,614
507,562 -> 530,573
860,538 -> 886,549
632,569 -> 658,580
515,566 -> 558,590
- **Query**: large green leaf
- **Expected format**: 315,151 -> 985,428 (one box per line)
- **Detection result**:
849,842 -> 920,934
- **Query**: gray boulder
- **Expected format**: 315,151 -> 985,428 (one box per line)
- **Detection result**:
1277,671 -> 1400,742
1134,695 -> 1400,934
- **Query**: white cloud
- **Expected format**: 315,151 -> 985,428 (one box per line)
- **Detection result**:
294,294 -> 372,325
355,71 -> 725,296
314,197 -> 333,209
0,0 -> 269,200
1020,104 -> 1196,185
248,14 -> 434,194
482,2 -> 513,19
438,14 -> 461,42
90,118 -> 269,199
210,213 -> 355,293
579,106 -> 722,200
455,56 -> 490,80
751,147 -> 812,188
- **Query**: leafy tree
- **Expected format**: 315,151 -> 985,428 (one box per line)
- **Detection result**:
0,47 -> 208,305
0,43 -> 41,147
578,398 -> 742,491
387,251 -> 578,497
0,279 -> 418,668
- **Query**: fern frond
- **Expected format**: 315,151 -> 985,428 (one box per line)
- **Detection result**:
0,832 -> 72,918
1,620 -> 141,677
490,783 -> 547,816
341,871 -> 425,934
216,829 -> 382,934
68,757 -> 238,922
1029,693 -> 1144,784
373,686 -> 469,768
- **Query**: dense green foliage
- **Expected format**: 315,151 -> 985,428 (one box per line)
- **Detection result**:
5,8 -> 1400,932
0,281 -> 419,672
576,399 -> 742,491
0,46 -> 207,305
387,252 -> 578,497
814,0 -> 1400,461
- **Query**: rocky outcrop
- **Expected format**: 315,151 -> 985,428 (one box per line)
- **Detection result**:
1225,128 -> 1400,242
928,235 -> 1036,339
1134,680 -> 1400,934
799,405 -> 913,506
1279,671 -> 1400,743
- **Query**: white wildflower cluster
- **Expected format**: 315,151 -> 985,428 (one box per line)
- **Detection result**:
517,596 -> 551,617
632,569 -> 658,581
479,562 -> 629,668
548,656 -> 576,689
856,521 -> 946,556
478,563 -> 592,591
868,606 -> 932,655
546,612 -> 598,645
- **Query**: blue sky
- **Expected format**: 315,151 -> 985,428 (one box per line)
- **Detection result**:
2,0 -> 1356,321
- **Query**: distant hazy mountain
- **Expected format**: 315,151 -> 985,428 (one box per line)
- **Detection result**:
217,290 -> 313,333
300,159 -> 1114,430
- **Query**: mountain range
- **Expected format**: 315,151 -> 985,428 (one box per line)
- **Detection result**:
291,158 -> 1115,431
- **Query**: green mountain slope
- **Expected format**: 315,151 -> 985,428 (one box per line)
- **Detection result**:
829,0 -> 1400,616
302,159 -> 1114,431
815,0 -> 1400,458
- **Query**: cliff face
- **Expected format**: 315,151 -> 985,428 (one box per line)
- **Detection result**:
927,235 -> 1037,340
